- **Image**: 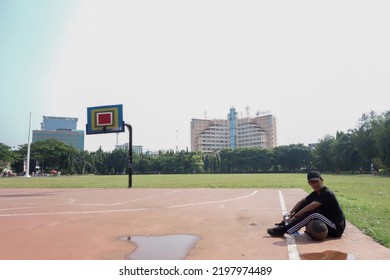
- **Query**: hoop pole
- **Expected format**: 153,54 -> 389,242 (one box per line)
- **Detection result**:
124,123 -> 133,188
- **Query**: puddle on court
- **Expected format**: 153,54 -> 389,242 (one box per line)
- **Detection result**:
118,234 -> 201,260
300,250 -> 355,260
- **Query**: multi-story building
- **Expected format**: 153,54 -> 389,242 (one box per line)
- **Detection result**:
115,143 -> 143,155
40,116 -> 77,131
32,116 -> 84,150
191,107 -> 277,153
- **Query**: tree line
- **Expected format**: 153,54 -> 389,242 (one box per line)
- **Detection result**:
1,111 -> 389,176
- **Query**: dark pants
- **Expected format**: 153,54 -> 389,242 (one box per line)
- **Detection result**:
282,211 -> 345,237
282,201 -> 345,237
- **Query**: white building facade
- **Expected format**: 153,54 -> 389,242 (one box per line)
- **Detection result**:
191,108 -> 277,153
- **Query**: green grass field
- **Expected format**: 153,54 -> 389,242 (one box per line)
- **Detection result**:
1,173 -> 390,248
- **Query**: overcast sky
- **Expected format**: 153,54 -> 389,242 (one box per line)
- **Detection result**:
1,0 -> 389,152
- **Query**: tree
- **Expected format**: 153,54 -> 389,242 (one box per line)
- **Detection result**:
0,143 -> 16,173
73,150 -> 93,174
204,152 -> 222,173
90,147 -> 108,174
186,153 -> 204,173
330,131 -> 355,171
133,154 -> 152,173
312,135 -> 335,171
106,149 -> 128,174
219,149 -> 234,172
273,144 -> 311,172
351,111 -> 379,170
30,139 -> 78,174
254,148 -> 274,172
372,111 -> 390,167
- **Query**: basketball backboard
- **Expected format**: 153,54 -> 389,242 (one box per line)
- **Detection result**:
86,104 -> 125,135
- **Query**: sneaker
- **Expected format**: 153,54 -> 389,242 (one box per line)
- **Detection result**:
274,221 -> 286,227
267,227 -> 285,237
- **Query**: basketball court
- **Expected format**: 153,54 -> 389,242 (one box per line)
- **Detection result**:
1,187 -> 390,260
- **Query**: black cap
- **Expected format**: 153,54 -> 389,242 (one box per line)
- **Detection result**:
307,171 -> 322,181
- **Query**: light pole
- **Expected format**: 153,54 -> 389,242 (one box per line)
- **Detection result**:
25,112 -> 32,178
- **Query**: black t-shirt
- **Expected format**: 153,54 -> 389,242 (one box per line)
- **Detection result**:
305,186 -> 345,225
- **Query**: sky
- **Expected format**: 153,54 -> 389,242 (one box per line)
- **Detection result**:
1,0 -> 389,152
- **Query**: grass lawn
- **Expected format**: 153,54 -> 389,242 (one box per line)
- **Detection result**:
1,173 -> 389,248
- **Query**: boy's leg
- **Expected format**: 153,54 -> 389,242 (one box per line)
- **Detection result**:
268,212 -> 336,236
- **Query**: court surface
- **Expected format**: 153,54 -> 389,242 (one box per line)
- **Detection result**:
1,188 -> 390,260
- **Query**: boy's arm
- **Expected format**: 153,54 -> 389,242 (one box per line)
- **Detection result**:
289,198 -> 306,217
293,201 -> 321,218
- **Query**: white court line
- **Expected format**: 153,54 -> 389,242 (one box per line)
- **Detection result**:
0,207 -> 149,217
130,190 -> 181,203
70,190 -> 182,206
75,190 -> 182,206
168,190 -> 258,208
278,190 -> 301,260
0,190 -> 257,217
0,206 -> 44,211
0,190 -> 182,212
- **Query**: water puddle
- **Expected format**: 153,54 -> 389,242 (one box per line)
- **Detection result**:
118,234 -> 201,260
300,250 -> 355,260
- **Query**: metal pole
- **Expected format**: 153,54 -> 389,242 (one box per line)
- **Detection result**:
124,123 -> 133,188
25,112 -> 32,178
